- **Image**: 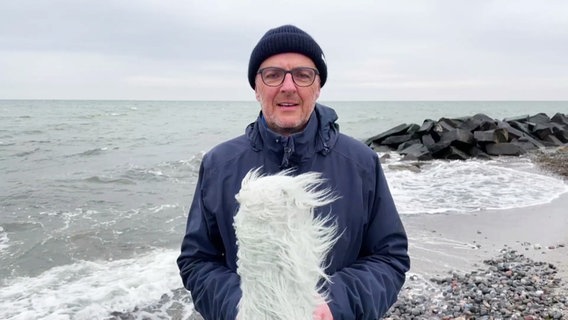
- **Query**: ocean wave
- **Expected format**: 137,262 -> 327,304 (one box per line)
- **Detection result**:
122,166 -> 169,182
0,221 -> 45,233
14,148 -> 40,157
38,208 -> 99,233
21,130 -> 43,135
74,147 -> 109,157
121,153 -> 204,184
0,226 -> 9,253
0,249 -> 195,320
85,176 -> 136,185
148,204 -> 179,214
25,139 -> 51,144
185,152 -> 205,168
383,154 -> 568,214
172,152 -> 205,175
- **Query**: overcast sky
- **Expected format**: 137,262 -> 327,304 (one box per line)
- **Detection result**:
1,0 -> 567,101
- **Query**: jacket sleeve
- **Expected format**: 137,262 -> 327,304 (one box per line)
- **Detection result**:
177,162 -> 241,320
327,160 -> 410,320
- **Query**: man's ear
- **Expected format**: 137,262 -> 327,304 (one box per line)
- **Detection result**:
255,87 -> 261,102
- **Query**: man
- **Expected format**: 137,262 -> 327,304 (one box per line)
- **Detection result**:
177,25 -> 410,320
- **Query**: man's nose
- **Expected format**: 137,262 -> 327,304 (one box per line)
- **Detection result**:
280,73 -> 296,91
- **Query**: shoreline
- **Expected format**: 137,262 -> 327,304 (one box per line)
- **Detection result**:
403,146 -> 568,280
404,188 -> 568,280
392,189 -> 568,318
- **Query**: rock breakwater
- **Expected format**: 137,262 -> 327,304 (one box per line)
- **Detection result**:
366,113 -> 568,161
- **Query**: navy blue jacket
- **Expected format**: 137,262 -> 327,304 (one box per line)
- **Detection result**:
177,104 -> 410,319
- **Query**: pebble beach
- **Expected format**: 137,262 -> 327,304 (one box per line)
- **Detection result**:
387,147 -> 568,319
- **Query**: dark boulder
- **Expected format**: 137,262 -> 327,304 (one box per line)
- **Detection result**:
472,113 -> 495,123
527,112 -> 551,124
459,113 -> 496,132
496,121 -> 545,148
428,140 -> 452,156
436,146 -> 470,160
507,121 -> 532,136
485,143 -> 527,156
468,146 -> 492,159
440,128 -> 475,150
421,134 -> 437,149
543,135 -> 564,147
510,137 -> 540,151
503,114 -> 529,122
418,119 -> 436,133
473,129 -> 509,144
437,118 -> 461,132
381,133 -> 417,148
399,143 -> 433,161
532,123 -> 555,140
365,123 -> 410,145
551,113 -> 568,126
397,139 -> 422,152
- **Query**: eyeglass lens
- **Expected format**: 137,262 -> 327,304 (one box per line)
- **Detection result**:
259,68 -> 317,87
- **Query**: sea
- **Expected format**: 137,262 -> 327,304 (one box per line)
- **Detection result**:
1,100 -> 567,320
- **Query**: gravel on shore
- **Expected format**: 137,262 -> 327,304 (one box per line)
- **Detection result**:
385,248 -> 567,320
529,146 -> 568,180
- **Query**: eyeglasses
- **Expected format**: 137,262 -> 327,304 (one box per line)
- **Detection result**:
257,67 -> 319,87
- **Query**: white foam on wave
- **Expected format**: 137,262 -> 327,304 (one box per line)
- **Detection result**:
148,204 -> 179,213
383,155 -> 568,214
39,208 -> 99,232
0,249 -> 193,320
0,226 -> 9,253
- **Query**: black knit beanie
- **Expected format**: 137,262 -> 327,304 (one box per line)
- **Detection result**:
248,25 -> 327,89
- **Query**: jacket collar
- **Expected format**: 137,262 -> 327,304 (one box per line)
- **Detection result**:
246,103 -> 339,169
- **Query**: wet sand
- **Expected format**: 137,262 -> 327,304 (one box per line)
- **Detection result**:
402,190 -> 568,294
403,146 -> 568,281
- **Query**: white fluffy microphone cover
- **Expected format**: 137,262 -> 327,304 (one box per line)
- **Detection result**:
234,169 -> 339,320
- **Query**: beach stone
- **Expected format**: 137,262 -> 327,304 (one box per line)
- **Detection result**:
503,114 -> 530,122
421,133 -> 437,148
544,134 -> 565,146
365,123 -> 411,145
485,142 -> 527,156
528,112 -> 551,124
555,129 -> 568,143
384,248 -> 567,320
444,146 -> 470,160
474,128 -> 509,144
440,128 -> 475,148
511,137 -> 541,151
437,117 -> 461,131
502,121 -> 555,149
418,119 -> 436,133
533,123 -> 556,140
551,112 -> 568,126
399,143 -> 432,161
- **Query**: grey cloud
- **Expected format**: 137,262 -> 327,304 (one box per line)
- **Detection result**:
1,0 -> 567,100
0,1 -> 252,62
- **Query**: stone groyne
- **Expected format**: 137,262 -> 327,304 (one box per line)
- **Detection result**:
366,113 -> 568,161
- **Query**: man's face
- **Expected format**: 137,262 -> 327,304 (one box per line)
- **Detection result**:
255,53 -> 321,136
